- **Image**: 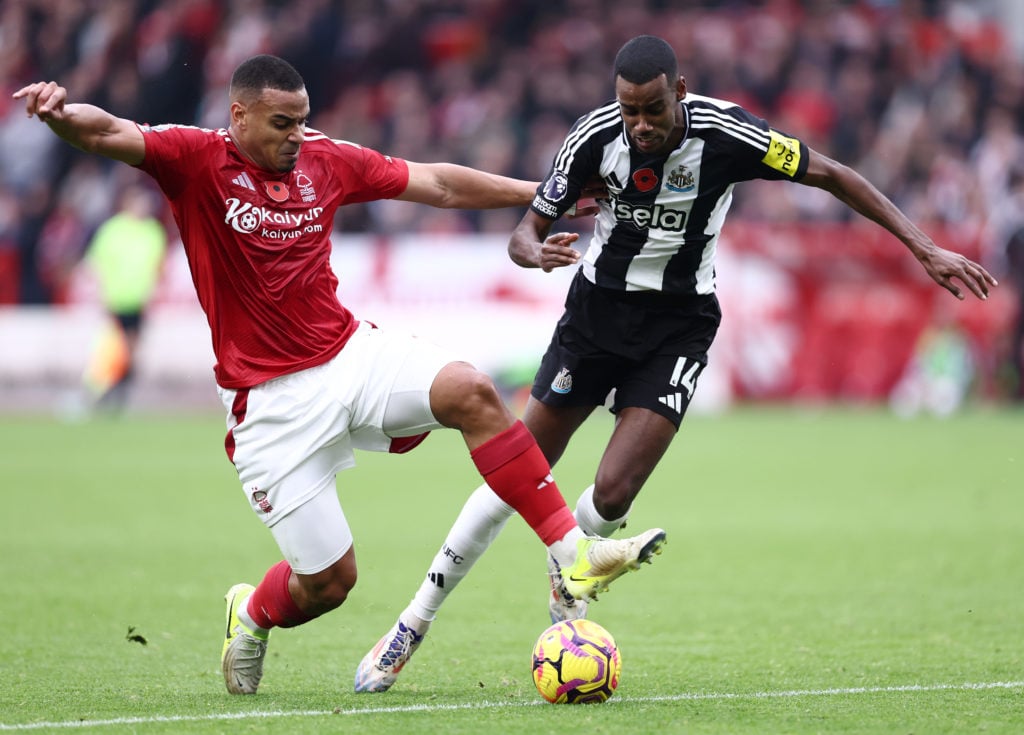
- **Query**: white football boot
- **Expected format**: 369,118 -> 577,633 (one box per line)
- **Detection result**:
354,619 -> 426,693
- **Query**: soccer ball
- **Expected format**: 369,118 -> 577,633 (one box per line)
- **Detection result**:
531,619 -> 621,704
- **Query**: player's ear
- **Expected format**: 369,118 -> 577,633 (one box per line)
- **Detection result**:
230,100 -> 247,130
676,76 -> 687,101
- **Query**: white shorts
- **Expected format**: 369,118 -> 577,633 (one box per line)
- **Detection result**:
217,321 -> 456,573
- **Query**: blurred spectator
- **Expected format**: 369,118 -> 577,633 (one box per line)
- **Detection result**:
1005,227 -> 1024,401
2,0 -> 1023,306
80,182 -> 167,411
0,184 -> 19,303
890,320 -> 976,417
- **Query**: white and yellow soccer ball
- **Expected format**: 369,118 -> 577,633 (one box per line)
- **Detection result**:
531,619 -> 621,704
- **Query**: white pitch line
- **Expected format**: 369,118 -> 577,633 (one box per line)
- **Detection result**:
1,681 -> 1021,731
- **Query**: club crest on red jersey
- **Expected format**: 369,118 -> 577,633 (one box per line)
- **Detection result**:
297,172 -> 317,203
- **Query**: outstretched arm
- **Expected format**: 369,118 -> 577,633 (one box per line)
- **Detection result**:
13,81 -> 144,165
800,148 -> 996,300
397,160 -> 536,210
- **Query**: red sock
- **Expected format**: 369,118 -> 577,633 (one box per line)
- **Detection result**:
470,420 -> 576,545
247,560 -> 316,630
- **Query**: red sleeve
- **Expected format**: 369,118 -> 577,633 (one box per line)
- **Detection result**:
327,138 -> 410,205
136,124 -> 218,199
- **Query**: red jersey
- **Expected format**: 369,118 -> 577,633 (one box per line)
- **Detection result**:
136,125 -> 410,388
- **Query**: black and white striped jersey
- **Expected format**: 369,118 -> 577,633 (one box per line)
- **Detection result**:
531,93 -> 809,295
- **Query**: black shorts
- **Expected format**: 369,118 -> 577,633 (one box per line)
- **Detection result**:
112,311 -> 144,337
531,271 -> 721,428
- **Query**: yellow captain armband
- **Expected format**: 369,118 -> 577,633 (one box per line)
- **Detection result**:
762,130 -> 802,178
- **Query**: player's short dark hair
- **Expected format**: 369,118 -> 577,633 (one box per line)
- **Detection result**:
230,55 -> 304,99
613,35 -> 678,85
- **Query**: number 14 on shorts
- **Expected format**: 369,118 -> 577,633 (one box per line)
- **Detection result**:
669,356 -> 701,400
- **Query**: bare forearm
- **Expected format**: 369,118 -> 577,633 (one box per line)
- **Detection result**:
509,214 -> 555,267
44,103 -> 103,146
802,149 -> 997,300
508,222 -> 539,268
441,164 -> 536,208
15,82 -> 141,163
46,104 -> 124,155
402,161 -> 537,209
41,103 -> 142,164
805,157 -> 933,257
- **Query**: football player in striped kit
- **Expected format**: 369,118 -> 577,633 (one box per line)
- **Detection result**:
357,35 -> 996,692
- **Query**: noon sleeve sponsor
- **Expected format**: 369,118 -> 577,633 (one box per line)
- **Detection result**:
761,130 -> 803,178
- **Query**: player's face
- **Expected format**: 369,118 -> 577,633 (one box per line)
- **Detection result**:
230,87 -> 310,173
615,74 -> 686,156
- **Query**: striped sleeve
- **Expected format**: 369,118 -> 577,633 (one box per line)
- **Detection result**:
687,97 -> 808,182
531,102 -> 621,219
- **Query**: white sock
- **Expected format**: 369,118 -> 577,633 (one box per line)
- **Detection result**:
237,594 -> 270,637
574,484 -> 630,537
407,483 -> 515,622
547,526 -> 586,569
397,605 -> 432,636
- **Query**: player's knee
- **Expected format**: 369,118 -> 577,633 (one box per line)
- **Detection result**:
314,576 -> 355,611
459,369 -> 503,410
297,563 -> 357,614
435,365 -> 508,430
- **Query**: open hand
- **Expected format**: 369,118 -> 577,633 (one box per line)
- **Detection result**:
537,232 -> 582,272
919,246 -> 997,300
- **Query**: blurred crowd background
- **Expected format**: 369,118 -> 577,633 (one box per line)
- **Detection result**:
1,0 -> 1023,406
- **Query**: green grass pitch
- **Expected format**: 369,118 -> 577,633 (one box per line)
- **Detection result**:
1,406 -> 1021,734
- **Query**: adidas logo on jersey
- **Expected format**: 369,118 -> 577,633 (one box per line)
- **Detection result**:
231,172 -> 255,191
